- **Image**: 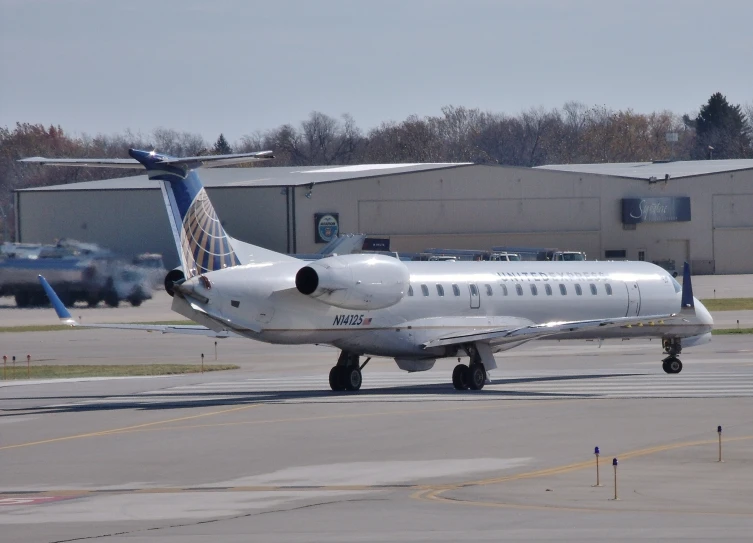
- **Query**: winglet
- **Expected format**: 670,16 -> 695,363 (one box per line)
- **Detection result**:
680,261 -> 695,309
38,275 -> 78,325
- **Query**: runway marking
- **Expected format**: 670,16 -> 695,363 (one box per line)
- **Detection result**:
412,434 -> 753,516
27,369 -> 753,411
0,403 -> 260,452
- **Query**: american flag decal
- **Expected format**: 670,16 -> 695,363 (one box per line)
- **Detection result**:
362,318 -> 372,325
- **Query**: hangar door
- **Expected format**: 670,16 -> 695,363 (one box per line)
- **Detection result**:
713,194 -> 753,274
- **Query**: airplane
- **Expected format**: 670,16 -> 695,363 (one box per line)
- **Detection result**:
23,149 -> 714,392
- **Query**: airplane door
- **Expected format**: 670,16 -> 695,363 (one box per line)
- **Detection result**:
625,281 -> 641,316
469,283 -> 481,309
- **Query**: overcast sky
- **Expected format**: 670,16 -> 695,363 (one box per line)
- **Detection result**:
1,0 -> 751,144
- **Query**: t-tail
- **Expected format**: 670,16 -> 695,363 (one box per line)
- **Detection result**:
20,148 -> 292,276
129,149 -> 239,278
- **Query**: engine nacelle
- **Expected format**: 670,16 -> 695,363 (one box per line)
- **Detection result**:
295,254 -> 410,310
164,268 -> 185,297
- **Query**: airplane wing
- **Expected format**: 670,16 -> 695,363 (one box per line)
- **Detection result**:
39,275 -> 239,338
422,313 -> 676,349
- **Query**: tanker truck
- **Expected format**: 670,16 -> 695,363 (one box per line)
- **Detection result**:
0,241 -> 152,308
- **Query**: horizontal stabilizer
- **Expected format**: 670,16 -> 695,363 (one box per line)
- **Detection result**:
20,157 -> 141,168
19,150 -> 274,170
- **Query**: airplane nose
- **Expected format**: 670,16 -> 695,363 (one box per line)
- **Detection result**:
694,297 -> 714,330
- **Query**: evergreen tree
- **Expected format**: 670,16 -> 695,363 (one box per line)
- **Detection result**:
212,133 -> 232,155
693,93 -> 751,159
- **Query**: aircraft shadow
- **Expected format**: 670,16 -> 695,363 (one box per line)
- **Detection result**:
0,372 -> 643,416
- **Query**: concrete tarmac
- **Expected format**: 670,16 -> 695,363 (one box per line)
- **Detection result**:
1,332 -> 753,542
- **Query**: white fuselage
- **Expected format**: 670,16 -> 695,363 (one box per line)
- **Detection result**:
174,260 -> 713,360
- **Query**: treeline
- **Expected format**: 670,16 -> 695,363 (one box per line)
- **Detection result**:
1,92 -> 751,239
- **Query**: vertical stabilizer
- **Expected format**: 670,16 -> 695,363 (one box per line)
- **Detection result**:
129,149 -> 239,278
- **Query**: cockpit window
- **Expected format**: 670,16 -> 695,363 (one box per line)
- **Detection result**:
671,276 -> 682,294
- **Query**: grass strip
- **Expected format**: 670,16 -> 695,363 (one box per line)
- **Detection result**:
711,328 -> 753,335
0,364 -> 239,379
700,298 -> 753,311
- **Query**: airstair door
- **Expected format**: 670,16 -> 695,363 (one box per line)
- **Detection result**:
469,283 -> 481,309
625,281 -> 641,316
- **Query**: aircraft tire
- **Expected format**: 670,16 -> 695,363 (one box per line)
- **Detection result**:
343,367 -> 362,391
329,366 -> 345,391
663,358 -> 683,374
468,364 -> 486,390
452,364 -> 470,390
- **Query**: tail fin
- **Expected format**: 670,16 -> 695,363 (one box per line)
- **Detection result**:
128,149 -> 246,278
21,149 -> 279,278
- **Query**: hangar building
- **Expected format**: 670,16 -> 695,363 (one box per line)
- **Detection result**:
15,159 -> 753,273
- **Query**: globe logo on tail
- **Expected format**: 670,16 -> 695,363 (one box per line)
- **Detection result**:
181,189 -> 239,277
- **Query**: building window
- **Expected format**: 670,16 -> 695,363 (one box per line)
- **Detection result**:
605,284 -> 613,295
545,284 -> 552,296
408,285 -> 413,296
530,284 -> 538,296
605,249 -> 627,259
638,251 -> 645,261
575,284 -> 582,296
436,284 -> 444,296
452,284 -> 460,296
421,284 -> 429,296
559,284 -> 567,295
590,284 -> 597,295
485,284 -> 493,296
516,284 -> 523,296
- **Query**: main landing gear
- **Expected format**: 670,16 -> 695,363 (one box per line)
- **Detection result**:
329,351 -> 370,392
452,345 -> 488,391
662,338 -> 683,374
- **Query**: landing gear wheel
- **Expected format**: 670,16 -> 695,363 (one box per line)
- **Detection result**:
663,357 -> 683,374
329,366 -> 345,391
452,364 -> 470,390
468,364 -> 486,390
343,367 -> 362,391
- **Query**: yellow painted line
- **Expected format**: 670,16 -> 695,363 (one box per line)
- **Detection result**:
414,435 -> 753,515
0,403 -> 260,451
98,399 -> 582,436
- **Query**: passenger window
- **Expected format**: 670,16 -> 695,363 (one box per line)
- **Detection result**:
500,284 -> 508,296
452,284 -> 460,296
545,284 -> 552,296
421,284 -> 429,296
470,284 -> 479,296
559,284 -> 567,295
575,284 -> 582,296
516,284 -> 523,296
605,283 -> 613,295
530,284 -> 538,296
436,284 -> 444,296
485,284 -> 493,296
408,285 -> 414,296
590,284 -> 597,295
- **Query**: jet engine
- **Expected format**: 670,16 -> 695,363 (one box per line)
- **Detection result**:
164,268 -> 185,297
295,254 -> 410,310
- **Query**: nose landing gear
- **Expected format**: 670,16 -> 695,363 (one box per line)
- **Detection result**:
662,338 -> 683,374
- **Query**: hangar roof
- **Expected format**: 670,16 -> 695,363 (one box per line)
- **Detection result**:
537,159 -> 753,180
20,162 -> 473,191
